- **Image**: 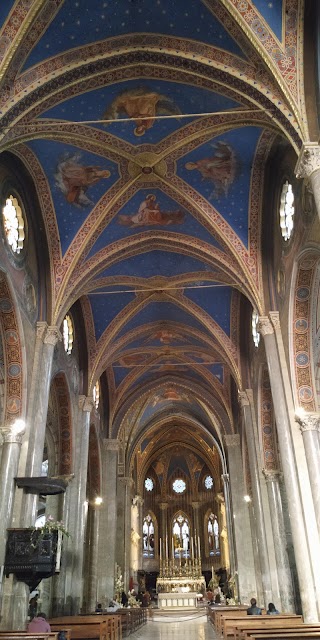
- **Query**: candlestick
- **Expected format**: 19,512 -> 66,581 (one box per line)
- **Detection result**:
198,535 -> 201,558
160,537 -> 162,562
172,537 -> 174,560
166,535 -> 168,560
191,536 -> 194,559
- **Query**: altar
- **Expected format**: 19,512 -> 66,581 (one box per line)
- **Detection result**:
158,591 -> 198,609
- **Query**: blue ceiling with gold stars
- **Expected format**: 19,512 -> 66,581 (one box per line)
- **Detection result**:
0,0 -> 295,439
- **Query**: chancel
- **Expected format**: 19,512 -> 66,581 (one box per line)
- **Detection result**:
0,1 -> 320,637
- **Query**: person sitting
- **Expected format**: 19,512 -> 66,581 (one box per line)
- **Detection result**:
121,590 -> 128,607
95,603 -> 103,613
267,602 -> 280,615
247,598 -> 262,615
27,612 -> 51,633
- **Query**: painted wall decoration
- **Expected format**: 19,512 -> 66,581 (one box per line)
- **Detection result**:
103,87 -> 181,137
55,153 -> 111,207
117,193 -> 184,227
185,141 -> 237,199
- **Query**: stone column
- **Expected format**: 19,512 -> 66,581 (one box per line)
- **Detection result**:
159,502 -> 168,560
263,470 -> 295,612
221,473 -> 236,575
224,435 -> 257,603
97,439 -> 119,606
60,396 -> 93,615
87,505 -> 100,613
295,412 -> 320,537
191,501 -> 200,557
131,495 -> 143,588
239,391 -> 273,607
23,323 -> 62,525
259,314 -> 319,622
116,477 -> 133,591
0,428 -> 23,567
295,143 -> 320,220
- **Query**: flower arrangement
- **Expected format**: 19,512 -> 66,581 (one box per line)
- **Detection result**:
30,515 -> 70,549
127,590 -> 141,608
114,564 -> 124,603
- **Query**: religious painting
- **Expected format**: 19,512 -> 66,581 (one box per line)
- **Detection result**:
185,141 -> 237,198
152,386 -> 189,406
55,153 -> 110,207
117,193 -> 184,227
146,329 -> 187,344
114,353 -> 149,367
103,86 -> 181,136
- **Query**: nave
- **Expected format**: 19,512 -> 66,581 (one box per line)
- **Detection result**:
130,613 -> 216,640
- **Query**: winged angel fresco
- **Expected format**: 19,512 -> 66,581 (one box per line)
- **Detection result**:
102,87 -> 181,136
117,193 -> 184,227
55,153 -> 110,207
185,141 -> 237,199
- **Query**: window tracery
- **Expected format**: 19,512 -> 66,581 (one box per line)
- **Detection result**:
279,180 -> 294,241
63,314 -> 74,355
3,195 -> 25,255
208,513 -> 220,556
142,513 -> 155,557
172,513 -> 190,557
252,310 -> 260,348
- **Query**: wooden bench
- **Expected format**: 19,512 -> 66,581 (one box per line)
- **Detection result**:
0,634 -> 58,640
243,626 -> 320,639
214,609 -> 251,634
207,606 -> 248,631
246,632 -> 320,640
222,614 -> 302,638
49,616 -> 121,640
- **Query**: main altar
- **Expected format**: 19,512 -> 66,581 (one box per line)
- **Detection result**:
156,542 -> 205,609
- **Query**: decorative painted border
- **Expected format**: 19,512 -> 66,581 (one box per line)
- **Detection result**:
0,273 -> 23,423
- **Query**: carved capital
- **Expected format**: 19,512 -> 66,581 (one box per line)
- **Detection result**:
0,428 -> 23,445
119,476 -> 134,488
258,316 -> 273,336
44,325 -> 62,346
103,438 -> 120,452
269,312 -> 281,331
133,495 -> 144,507
224,434 -> 240,447
159,502 -> 168,510
295,143 -> 320,179
221,473 -> 230,484
191,501 -> 200,509
262,469 -> 282,483
36,321 -> 48,341
79,395 -> 94,412
296,412 -> 320,433
238,391 -> 249,407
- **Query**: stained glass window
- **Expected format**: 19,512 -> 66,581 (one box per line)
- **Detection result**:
3,195 -> 25,255
252,310 -> 260,348
208,513 -> 220,556
93,380 -> 100,409
143,514 -> 155,557
145,477 -> 154,491
172,478 -> 186,493
172,514 -> 190,557
63,314 -> 74,355
204,475 -> 213,489
280,181 -> 294,241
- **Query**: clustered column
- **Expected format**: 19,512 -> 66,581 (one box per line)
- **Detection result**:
262,470 -> 295,612
258,313 -> 319,622
295,412 -> 320,537
224,434 -> 257,603
97,439 -> 119,605
0,428 -> 24,567
239,391 -> 273,607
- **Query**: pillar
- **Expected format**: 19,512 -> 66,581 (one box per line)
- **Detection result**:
224,435 -> 257,603
221,474 -> 235,575
259,314 -> 319,622
295,143 -> 320,220
191,501 -> 200,557
0,428 -> 23,567
97,439 -> 119,606
23,323 -> 62,525
262,470 -> 295,612
159,502 -> 168,559
295,412 -> 320,537
116,477 -> 133,591
239,391 -> 273,607
87,505 -> 100,612
56,396 -> 93,615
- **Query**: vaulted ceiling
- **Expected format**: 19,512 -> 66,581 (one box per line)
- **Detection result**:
0,0 -> 307,450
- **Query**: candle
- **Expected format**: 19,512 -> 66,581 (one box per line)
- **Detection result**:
160,537 -> 162,562
198,535 -> 201,558
166,536 -> 168,560
212,565 -> 214,580
191,537 -> 194,559
172,537 -> 174,559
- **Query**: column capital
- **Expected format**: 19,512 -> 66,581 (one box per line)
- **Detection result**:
224,434 -> 240,447
269,312 -> 281,330
296,411 -> 320,433
103,438 -> 120,452
258,316 -> 274,336
262,469 -> 282,483
44,325 -> 62,346
119,476 -> 134,488
133,495 -> 144,507
159,502 -> 168,510
221,473 -> 230,484
238,391 -> 249,407
191,501 -> 200,509
0,428 -> 23,444
36,321 -> 48,341
79,395 -> 94,412
295,143 -> 320,179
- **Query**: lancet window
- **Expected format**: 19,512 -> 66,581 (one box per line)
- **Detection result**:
208,513 -> 220,556
143,514 -> 155,558
172,513 -> 190,558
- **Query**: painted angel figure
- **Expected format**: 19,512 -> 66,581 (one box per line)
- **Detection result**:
185,141 -> 237,198
103,87 -> 181,136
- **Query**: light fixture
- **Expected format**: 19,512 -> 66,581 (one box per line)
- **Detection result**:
94,496 -> 103,505
244,495 -> 252,503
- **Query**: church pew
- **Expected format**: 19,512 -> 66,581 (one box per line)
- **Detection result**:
0,634 -> 58,640
49,616 -> 121,640
246,633 -> 320,640
214,609 -> 249,633
243,626 -> 320,639
222,614 -> 302,638
207,606 -> 248,631
229,616 -> 304,640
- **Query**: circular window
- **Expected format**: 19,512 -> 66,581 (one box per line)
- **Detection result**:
204,475 -> 213,490
172,478 -> 186,494
3,195 -> 25,255
63,314 -> 74,355
145,478 -> 154,492
279,181 -> 294,241
93,380 -> 100,409
252,310 -> 260,348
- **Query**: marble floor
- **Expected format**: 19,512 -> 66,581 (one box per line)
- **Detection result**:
131,612 -> 218,639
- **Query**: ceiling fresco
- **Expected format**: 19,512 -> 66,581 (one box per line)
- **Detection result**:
0,0 -> 306,455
